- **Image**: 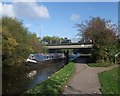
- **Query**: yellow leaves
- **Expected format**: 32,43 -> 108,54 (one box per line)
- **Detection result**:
8,37 -> 19,47
29,47 -> 34,52
2,26 -> 10,38
2,29 -> 19,57
2,17 -> 43,65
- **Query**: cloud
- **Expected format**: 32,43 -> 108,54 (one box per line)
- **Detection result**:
13,0 -> 36,2
70,13 -> 80,21
1,3 -> 15,18
13,2 -> 50,19
25,24 -> 32,28
1,1 -> 50,19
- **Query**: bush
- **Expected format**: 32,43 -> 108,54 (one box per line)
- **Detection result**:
88,62 -> 114,67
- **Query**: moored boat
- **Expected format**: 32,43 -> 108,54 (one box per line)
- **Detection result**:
25,53 -> 65,66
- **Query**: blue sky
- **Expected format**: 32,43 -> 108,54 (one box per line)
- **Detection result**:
1,1 -> 118,40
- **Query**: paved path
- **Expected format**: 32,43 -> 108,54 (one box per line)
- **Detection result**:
63,63 -> 119,94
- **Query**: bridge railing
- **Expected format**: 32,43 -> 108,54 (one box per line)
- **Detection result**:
47,42 -> 93,46
42,38 -> 93,46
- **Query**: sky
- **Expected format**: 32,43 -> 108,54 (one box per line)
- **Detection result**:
0,0 -> 118,41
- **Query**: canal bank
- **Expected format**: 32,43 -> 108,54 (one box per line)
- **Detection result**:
26,62 -> 75,95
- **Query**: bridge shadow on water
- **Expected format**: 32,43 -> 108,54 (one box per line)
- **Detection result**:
72,56 -> 91,64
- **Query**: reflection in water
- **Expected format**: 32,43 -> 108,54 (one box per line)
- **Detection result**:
26,62 -> 63,89
27,70 -> 37,78
3,60 -> 64,95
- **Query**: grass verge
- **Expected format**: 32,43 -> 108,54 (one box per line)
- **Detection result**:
88,62 -> 114,67
26,62 -> 75,95
98,66 -> 120,95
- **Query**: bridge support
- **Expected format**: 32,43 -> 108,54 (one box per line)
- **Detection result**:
48,49 -> 62,53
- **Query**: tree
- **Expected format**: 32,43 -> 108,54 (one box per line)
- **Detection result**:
61,38 -> 71,44
75,17 -> 118,63
42,36 -> 63,45
2,17 -> 42,65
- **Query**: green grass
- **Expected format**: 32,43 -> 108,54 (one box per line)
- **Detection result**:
88,62 -> 114,67
98,67 -> 120,95
26,62 -> 75,95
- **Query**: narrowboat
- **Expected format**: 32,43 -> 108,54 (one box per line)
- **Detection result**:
25,53 -> 65,66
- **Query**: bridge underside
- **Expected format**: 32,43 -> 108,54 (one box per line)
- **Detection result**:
48,48 -> 92,53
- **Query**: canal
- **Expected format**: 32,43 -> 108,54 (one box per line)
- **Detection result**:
2,60 -> 65,95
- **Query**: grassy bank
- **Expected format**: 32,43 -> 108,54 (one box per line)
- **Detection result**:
88,62 -> 114,67
26,62 -> 75,95
98,66 -> 120,95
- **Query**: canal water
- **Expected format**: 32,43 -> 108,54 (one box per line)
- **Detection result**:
2,60 -> 65,95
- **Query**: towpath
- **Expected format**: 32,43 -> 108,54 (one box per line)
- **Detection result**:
63,63 -> 119,94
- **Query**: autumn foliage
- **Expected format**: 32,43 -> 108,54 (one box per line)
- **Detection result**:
76,17 -> 119,63
2,17 -> 42,65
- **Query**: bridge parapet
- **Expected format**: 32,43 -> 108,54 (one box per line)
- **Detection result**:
47,42 -> 93,46
46,44 -> 93,49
